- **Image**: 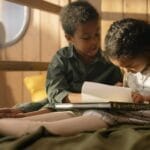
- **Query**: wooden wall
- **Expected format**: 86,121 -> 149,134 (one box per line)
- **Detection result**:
0,0 -> 68,107
101,0 -> 149,49
0,0 -> 149,107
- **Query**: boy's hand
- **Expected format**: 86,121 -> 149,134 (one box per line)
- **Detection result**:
0,108 -> 23,118
131,91 -> 145,103
0,108 -> 22,113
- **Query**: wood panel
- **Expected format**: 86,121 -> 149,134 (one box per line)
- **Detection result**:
101,0 -> 123,50
22,8 -> 41,102
124,0 -> 147,20
4,41 -> 23,106
0,48 -> 6,107
147,0 -> 150,23
40,0 -> 60,62
60,0 -> 69,48
87,0 -> 101,13
0,0 -> 66,107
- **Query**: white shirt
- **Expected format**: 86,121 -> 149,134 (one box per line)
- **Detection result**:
125,70 -> 150,96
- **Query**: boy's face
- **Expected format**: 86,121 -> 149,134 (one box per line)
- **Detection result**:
110,56 -> 148,73
66,20 -> 100,60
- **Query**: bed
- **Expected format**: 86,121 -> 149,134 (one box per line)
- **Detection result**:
0,1 -> 150,150
0,124 -> 150,150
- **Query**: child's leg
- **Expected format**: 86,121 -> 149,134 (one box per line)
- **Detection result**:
0,115 -> 107,137
43,115 -> 108,136
21,111 -> 76,122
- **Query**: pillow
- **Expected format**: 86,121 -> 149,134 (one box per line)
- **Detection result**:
24,74 -> 47,102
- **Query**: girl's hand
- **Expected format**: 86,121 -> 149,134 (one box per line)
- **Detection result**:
131,91 -> 145,103
115,82 -> 123,87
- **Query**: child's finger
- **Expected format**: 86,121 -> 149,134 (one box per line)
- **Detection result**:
115,82 -> 123,86
132,93 -> 144,103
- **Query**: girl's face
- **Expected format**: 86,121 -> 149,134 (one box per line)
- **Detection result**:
66,20 -> 100,62
110,56 -> 148,73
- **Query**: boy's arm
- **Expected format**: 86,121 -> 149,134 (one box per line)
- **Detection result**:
46,55 -> 71,104
0,107 -> 23,118
14,98 -> 48,113
0,106 -> 53,118
0,98 -> 49,118
15,108 -> 53,117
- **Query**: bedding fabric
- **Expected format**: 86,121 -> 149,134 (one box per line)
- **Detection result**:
0,124 -> 150,150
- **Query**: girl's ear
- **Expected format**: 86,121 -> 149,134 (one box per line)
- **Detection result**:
65,34 -> 73,43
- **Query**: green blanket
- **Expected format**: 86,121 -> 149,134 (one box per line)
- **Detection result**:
0,125 -> 150,150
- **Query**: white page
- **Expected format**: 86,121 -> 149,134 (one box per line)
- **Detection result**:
81,81 -> 132,103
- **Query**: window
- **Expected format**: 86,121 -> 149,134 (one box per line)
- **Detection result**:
0,1 -> 30,48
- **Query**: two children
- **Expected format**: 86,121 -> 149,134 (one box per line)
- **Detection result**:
0,2 -> 149,137
0,1 -> 122,117
0,1 -> 122,137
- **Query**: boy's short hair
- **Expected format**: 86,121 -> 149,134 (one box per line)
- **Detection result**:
104,18 -> 150,59
60,1 -> 99,36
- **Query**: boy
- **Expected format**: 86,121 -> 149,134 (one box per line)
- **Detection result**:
0,1 -> 122,117
45,1 -> 122,106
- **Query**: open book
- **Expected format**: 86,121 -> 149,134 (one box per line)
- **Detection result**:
54,102 -> 150,111
81,81 -> 132,103
53,82 -> 150,111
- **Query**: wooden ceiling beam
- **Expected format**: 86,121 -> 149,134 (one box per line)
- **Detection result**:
6,0 -> 62,14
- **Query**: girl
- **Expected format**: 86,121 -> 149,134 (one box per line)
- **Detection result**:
104,18 -> 150,103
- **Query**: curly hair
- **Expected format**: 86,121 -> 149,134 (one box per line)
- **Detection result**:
104,18 -> 150,59
60,1 -> 99,36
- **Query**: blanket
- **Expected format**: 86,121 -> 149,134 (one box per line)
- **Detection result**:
0,124 -> 150,150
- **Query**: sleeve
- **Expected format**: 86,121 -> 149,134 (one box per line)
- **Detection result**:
111,66 -> 123,84
104,64 -> 123,85
46,54 -> 70,105
14,98 -> 48,113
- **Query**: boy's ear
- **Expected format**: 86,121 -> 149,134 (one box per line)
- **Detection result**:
65,34 -> 73,43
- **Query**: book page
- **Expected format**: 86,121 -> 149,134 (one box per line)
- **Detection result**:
81,81 -> 132,103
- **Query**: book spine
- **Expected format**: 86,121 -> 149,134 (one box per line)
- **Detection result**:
111,102 -> 150,110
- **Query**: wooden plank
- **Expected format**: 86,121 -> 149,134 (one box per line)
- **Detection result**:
4,38 -> 23,106
101,0 -> 123,50
87,0 -> 101,13
4,71 -> 22,106
0,49 -> 6,106
0,48 -> 7,106
0,61 -> 49,71
124,0 -> 147,20
60,0 -> 69,48
148,0 -> 150,23
40,0 -> 60,62
0,71 -> 7,107
22,10 -> 41,62
22,8 -> 41,102
6,0 -> 62,14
